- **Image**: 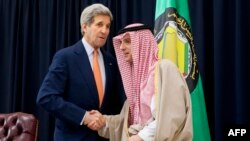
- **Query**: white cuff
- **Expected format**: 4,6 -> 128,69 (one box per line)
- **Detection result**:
80,112 -> 87,125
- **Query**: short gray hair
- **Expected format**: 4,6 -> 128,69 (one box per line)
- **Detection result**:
80,3 -> 113,26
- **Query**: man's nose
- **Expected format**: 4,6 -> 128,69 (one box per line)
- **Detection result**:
120,44 -> 125,50
101,27 -> 108,34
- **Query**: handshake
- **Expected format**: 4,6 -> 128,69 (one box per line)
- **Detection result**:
83,110 -> 144,141
83,110 -> 106,131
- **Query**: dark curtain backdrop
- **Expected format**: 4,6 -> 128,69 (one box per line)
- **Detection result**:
189,0 -> 250,140
1,0 -> 250,141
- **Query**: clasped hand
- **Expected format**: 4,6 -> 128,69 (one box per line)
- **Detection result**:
83,110 -> 106,130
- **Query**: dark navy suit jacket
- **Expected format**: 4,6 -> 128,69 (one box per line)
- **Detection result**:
37,40 -> 125,141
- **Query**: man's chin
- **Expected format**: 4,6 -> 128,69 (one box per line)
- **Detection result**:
96,43 -> 106,48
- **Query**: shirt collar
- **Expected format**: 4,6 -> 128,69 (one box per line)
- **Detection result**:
82,37 -> 100,56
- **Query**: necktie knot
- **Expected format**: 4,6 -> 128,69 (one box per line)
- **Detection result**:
94,49 -> 98,56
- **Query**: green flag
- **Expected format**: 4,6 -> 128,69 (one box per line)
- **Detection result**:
154,0 -> 211,141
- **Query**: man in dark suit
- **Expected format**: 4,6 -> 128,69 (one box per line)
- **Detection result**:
36,3 -> 125,141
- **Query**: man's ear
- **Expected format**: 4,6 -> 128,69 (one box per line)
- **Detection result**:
81,23 -> 87,33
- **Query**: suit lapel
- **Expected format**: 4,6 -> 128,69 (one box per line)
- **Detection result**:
73,41 -> 99,102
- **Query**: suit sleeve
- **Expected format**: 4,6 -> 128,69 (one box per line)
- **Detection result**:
36,51 -> 85,126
